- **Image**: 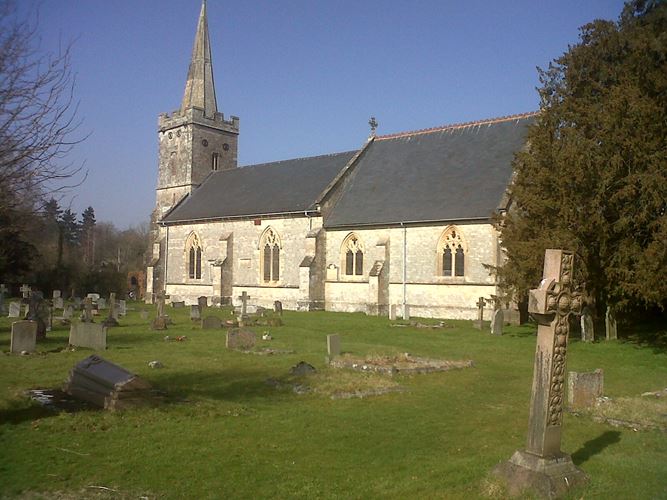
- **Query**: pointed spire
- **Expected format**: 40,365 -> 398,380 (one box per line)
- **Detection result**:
181,0 -> 218,117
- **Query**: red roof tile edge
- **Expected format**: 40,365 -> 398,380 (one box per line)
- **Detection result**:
375,111 -> 539,140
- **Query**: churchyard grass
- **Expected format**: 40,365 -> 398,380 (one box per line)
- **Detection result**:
0,305 -> 665,499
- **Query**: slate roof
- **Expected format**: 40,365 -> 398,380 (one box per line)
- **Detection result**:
162,151 -> 357,223
324,113 -> 536,228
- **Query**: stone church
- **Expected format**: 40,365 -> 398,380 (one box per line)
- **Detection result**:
147,3 -> 536,320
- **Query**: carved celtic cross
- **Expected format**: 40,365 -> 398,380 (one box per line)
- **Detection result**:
525,249 -> 582,457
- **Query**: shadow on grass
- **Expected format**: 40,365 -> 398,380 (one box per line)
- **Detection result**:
0,404 -> 55,425
571,430 -> 621,465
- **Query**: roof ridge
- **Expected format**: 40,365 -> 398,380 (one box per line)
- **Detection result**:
240,150 -> 357,170
375,111 -> 539,141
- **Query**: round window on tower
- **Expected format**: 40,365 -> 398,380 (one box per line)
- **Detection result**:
202,139 -> 208,147
223,143 -> 230,151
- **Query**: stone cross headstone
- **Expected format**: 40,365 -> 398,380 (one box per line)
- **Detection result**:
494,249 -> 587,496
10,320 -> 38,353
190,305 -> 201,321
238,291 -> 250,316
20,284 -> 31,299
8,301 -> 21,318
327,334 -> 341,358
103,293 -> 119,327
274,300 -> 283,316
81,297 -> 94,323
0,283 -> 7,315
605,306 -> 617,340
156,290 -> 168,319
69,322 -> 107,350
474,297 -> 486,330
490,308 -> 504,336
580,306 -> 594,342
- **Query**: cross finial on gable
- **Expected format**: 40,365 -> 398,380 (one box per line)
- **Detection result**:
368,116 -> 378,137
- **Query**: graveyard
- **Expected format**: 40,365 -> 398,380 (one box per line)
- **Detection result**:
0,301 -> 665,499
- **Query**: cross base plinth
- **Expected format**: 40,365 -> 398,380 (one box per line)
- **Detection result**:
492,450 -> 588,498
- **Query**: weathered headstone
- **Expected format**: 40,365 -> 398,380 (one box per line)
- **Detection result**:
568,369 -> 604,410
151,317 -> 168,330
0,283 -> 7,315
103,293 -> 119,327
201,316 -> 221,329
8,301 -> 21,318
605,306 -> 617,341
27,291 -> 48,339
493,249 -> 587,497
118,300 -> 127,316
140,310 -> 149,320
490,308 -> 504,336
226,328 -> 256,350
327,334 -> 341,357
155,290 -> 168,319
402,304 -> 410,321
238,291 -> 250,316
73,296 -> 82,308
97,297 -> 107,310
580,306 -> 594,342
388,304 -> 397,320
274,300 -> 283,316
53,296 -> 64,310
172,301 -> 185,309
52,290 -> 61,299
190,305 -> 201,321
198,295 -> 208,310
63,355 -> 157,410
81,297 -> 94,323
86,293 -> 100,301
10,320 -> 37,353
63,305 -> 74,319
69,322 -> 107,350
474,297 -> 486,330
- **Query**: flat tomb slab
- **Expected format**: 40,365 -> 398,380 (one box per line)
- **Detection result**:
329,353 -> 473,375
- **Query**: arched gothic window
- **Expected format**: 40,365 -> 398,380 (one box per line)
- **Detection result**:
185,232 -> 203,279
260,227 -> 281,283
437,227 -> 466,277
342,233 -> 364,276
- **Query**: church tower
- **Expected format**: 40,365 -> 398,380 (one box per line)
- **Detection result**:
154,0 -> 239,222
148,1 -> 239,298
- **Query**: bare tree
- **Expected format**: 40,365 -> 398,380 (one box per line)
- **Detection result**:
0,0 -> 86,206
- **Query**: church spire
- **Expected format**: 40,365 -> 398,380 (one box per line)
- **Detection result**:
181,0 -> 218,117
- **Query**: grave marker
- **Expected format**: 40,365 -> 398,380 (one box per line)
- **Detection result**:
388,304 -> 396,321
201,316 -> 221,329
0,284 -> 7,315
580,306 -> 594,342
190,305 -> 201,321
490,308 -> 504,336
69,322 -> 107,350
567,369 -> 604,410
8,301 -> 21,318
81,297 -> 94,323
327,334 -> 341,357
474,297 -> 486,330
494,249 -> 587,496
20,284 -> 31,299
198,296 -> 208,310
605,306 -> 617,340
226,328 -> 256,350
118,300 -> 127,316
10,320 -> 37,353
103,293 -> 119,327
274,300 -> 283,316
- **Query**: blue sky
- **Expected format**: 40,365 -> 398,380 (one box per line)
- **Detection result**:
29,0 -> 627,228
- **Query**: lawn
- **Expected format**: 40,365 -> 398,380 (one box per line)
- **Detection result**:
1,304 -> 665,499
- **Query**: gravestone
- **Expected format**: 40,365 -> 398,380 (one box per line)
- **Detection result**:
568,369 -> 604,410
238,292 -> 250,315
20,284 -> 31,299
151,317 -> 168,330
69,322 -> 107,350
53,296 -> 64,310
172,301 -> 185,309
198,296 -> 208,310
190,305 -> 201,321
27,291 -> 48,339
402,304 -> 410,321
388,304 -> 396,321
97,297 -> 107,310
274,300 -> 283,316
605,306 -> 617,340
73,296 -> 82,308
580,307 -> 594,342
103,293 -> 119,327
490,308 -> 504,336
81,297 -> 94,323
10,320 -> 37,353
327,334 -> 341,357
63,305 -> 74,319
86,293 -> 100,301
8,301 -> 21,318
53,290 -> 61,299
474,297 -> 486,330
63,355 -> 157,410
201,316 -> 221,329
0,284 -> 7,315
155,290 -> 168,319
226,328 -> 256,350
140,310 -> 149,320
493,249 -> 587,497
118,300 -> 127,316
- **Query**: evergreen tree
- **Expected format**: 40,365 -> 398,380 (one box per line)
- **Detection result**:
80,206 -> 96,266
498,0 -> 667,316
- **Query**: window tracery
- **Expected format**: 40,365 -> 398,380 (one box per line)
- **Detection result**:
437,227 -> 466,277
342,233 -> 364,276
260,227 -> 281,283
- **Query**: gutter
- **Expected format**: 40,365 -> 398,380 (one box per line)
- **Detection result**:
160,209 -> 321,226
325,215 -> 491,230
